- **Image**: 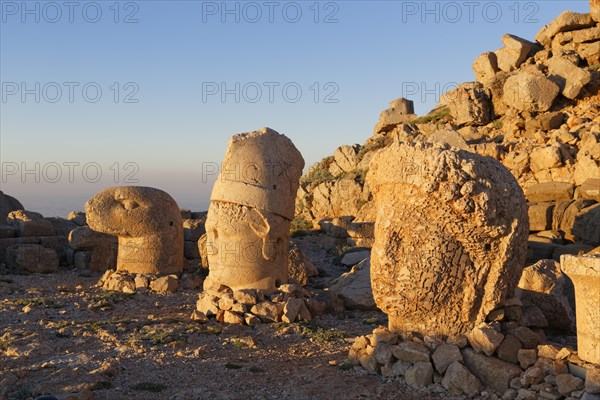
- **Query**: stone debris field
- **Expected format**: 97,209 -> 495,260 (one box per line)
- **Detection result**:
2,3 -> 600,400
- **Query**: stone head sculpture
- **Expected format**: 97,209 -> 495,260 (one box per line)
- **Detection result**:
204,127 -> 305,295
85,186 -> 184,275
366,141 -> 528,336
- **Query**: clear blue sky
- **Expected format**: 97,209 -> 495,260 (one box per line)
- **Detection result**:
0,0 -> 590,216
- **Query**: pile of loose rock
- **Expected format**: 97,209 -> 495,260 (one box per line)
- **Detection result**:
98,269 -> 201,294
0,193 -> 82,274
349,323 -> 600,400
192,283 -> 325,325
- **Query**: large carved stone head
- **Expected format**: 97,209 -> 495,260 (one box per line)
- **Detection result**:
366,141 -> 528,336
204,128 -> 305,294
85,186 -> 184,275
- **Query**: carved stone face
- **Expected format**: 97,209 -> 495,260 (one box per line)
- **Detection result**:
367,142 -> 528,336
85,186 -> 184,275
202,128 -> 304,295
203,201 -> 290,295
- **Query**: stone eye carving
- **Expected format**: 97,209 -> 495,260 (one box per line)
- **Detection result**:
122,199 -> 139,210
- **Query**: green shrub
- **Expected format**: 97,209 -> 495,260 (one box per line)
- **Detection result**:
301,167 -> 334,185
411,107 -> 451,124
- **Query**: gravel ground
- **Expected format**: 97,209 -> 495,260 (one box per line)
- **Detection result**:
0,233 -> 459,400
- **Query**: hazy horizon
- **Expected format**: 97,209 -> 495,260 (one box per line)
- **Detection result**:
1,0 -> 590,217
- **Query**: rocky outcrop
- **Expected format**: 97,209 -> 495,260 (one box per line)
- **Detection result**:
439,83 -> 492,126
0,191 -> 23,223
68,226 -> 118,272
516,259 -> 575,332
330,257 -> 376,311
295,5 -> 600,274
373,98 -> 415,134
287,241 -> 318,286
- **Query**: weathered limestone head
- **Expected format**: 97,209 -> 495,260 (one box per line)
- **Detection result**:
210,127 -> 304,220
366,141 -> 528,336
85,186 -> 184,275
204,128 -> 305,295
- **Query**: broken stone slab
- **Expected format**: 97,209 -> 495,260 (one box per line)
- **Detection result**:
528,203 -> 555,231
503,70 -> 559,112
66,211 -> 86,226
518,349 -> 537,369
432,343 -> 463,374
462,348 -> 522,394
184,240 -> 200,259
572,203 -> 600,244
46,217 -> 78,237
7,210 -> 55,237
495,34 -> 534,72
5,244 -> 59,273
442,360 -> 483,396
576,179 -> 600,202
287,241 -> 318,286
340,250 -> 370,267
553,199 -> 597,242
250,301 -> 283,323
547,56 -> 592,99
439,82 -> 492,126
380,360 -> 411,377
472,51 -> 499,86
404,361 -> 433,389
525,182 -> 575,203
537,111 -> 565,131
511,326 -> 540,349
530,145 -> 564,174
330,258 -> 377,311
574,155 -> 600,187
427,129 -> 469,150
561,254 -> 600,364
586,368 -> 600,394
319,218 -> 350,238
556,373 -> 584,395
149,275 -> 180,294
392,341 -> 431,363
535,11 -> 595,47
521,303 -> 549,328
496,334 -> 522,364
68,226 -> 118,271
0,224 -> 16,239
468,324 -> 505,356
517,259 -> 576,333
182,219 -> 205,241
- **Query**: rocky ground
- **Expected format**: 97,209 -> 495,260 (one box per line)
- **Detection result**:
0,234 -> 456,400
